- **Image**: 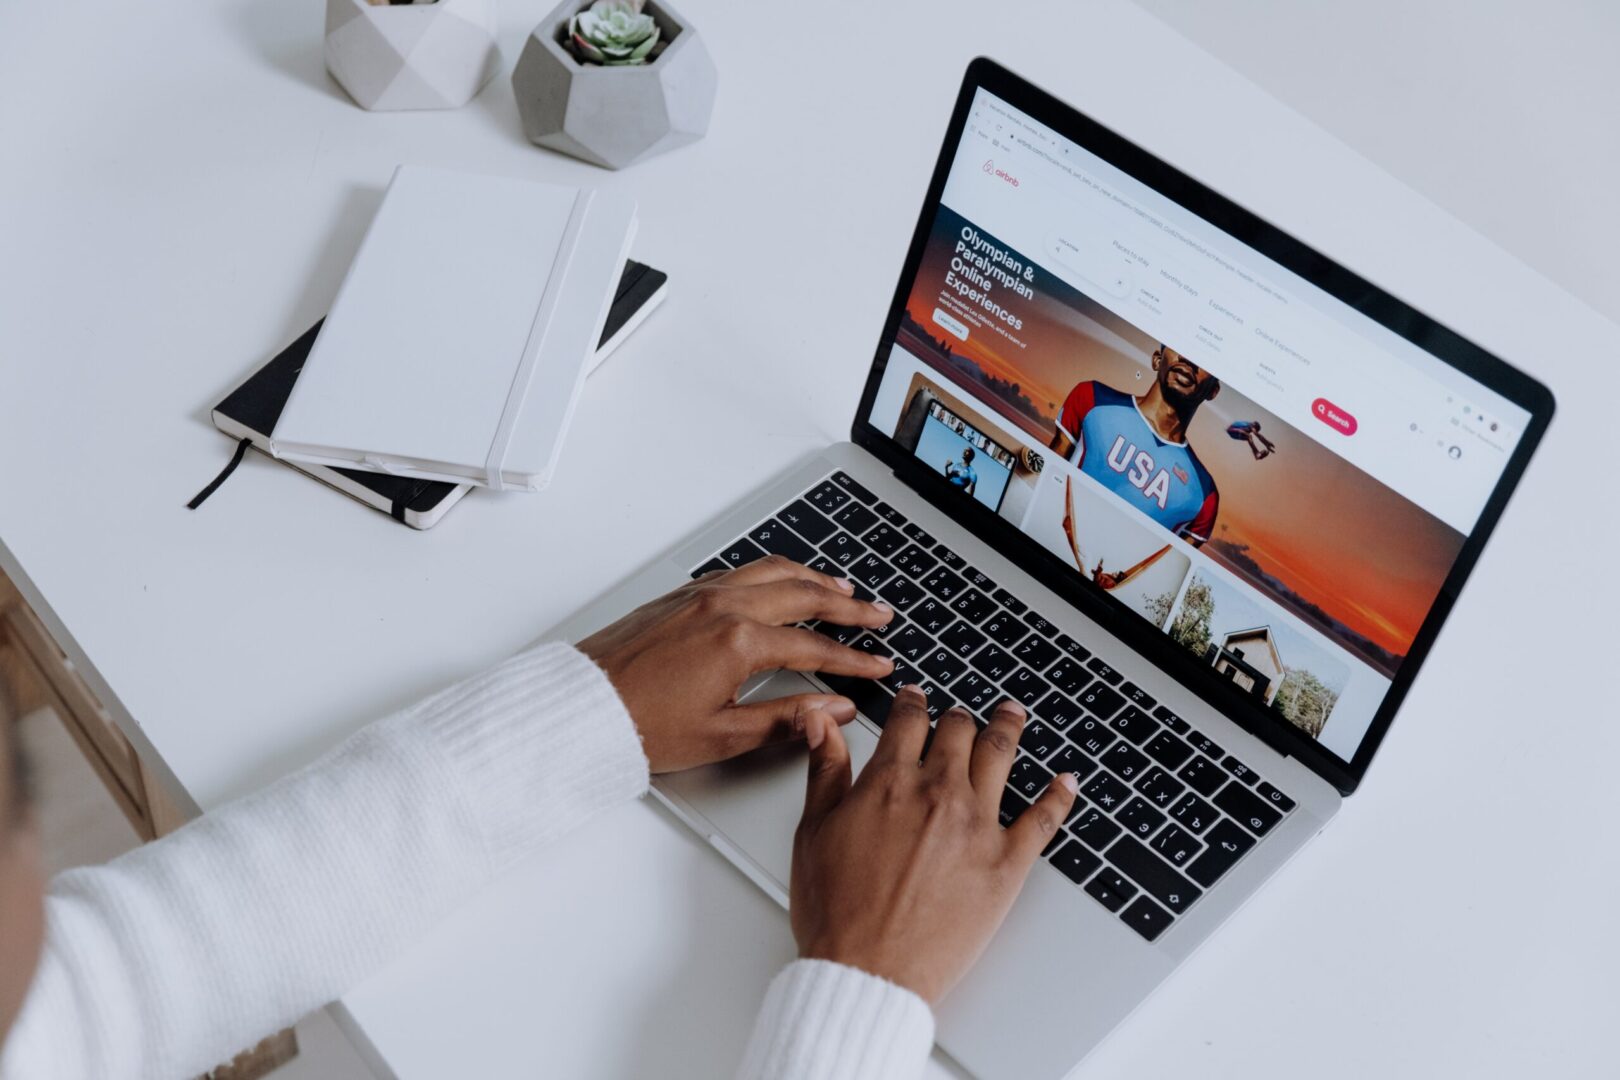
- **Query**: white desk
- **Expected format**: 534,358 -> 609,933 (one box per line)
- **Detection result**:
2,1 -> 1614,1076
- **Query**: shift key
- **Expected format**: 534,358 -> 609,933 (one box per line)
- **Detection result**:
1104,835 -> 1202,915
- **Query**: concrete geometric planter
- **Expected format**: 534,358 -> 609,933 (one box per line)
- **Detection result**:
511,0 -> 717,169
325,0 -> 501,112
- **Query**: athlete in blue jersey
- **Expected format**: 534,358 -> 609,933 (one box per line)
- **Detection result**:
1226,418 -> 1276,460
943,446 -> 978,496
1049,345 -> 1221,545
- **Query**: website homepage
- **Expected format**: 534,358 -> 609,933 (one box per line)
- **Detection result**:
867,89 -> 1530,763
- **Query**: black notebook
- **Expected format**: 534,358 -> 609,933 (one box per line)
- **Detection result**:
197,260 -> 667,529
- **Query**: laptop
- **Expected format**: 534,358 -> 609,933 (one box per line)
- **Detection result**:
546,58 -> 1554,1078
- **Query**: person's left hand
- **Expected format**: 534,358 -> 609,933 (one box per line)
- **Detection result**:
578,555 -> 896,773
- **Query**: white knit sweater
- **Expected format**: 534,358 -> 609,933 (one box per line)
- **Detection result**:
0,643 -> 934,1079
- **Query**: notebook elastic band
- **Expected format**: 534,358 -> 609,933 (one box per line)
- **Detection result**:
482,189 -> 595,490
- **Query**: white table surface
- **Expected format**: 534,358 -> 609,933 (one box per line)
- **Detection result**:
2,1 -> 1615,1077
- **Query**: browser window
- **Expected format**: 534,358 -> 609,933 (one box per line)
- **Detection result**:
864,88 -> 1531,764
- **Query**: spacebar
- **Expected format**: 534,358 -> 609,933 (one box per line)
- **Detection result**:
820,674 -> 896,727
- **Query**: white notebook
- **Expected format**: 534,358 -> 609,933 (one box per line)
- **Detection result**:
270,165 -> 638,491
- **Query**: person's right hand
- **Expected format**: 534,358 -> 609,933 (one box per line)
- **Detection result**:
788,687 -> 1079,1004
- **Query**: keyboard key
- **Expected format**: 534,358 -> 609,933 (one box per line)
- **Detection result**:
918,646 -> 967,686
920,566 -> 968,601
691,557 -> 727,578
969,644 -> 1017,682
1120,896 -> 1174,942
862,523 -> 907,558
901,521 -> 937,547
871,609 -> 906,639
874,500 -> 905,525
1032,690 -> 1083,730
950,589 -> 998,624
806,555 -> 841,579
1135,766 -> 1185,809
1186,819 -> 1256,887
819,532 -> 866,568
1109,705 -> 1159,745
961,566 -> 996,592
1150,824 -> 1203,868
1105,836 -> 1201,915
1169,792 -> 1218,834
1085,657 -> 1124,685
717,536 -> 768,569
1177,756 -> 1226,797
806,480 -> 850,516
813,621 -> 863,646
991,587 -> 1027,615
1078,682 -> 1126,719
1256,781 -> 1296,813
1003,667 -> 1051,709
1102,742 -> 1149,783
1120,681 -> 1156,709
915,681 -> 953,719
832,503 -> 877,541
844,553 -> 896,592
1070,805 -> 1123,850
1143,730 -> 1194,770
1071,716 -> 1117,757
998,788 -> 1029,828
779,499 -> 837,544
981,611 -> 1028,649
1152,705 -> 1189,733
1045,745 -> 1098,783
910,598 -> 954,636
1084,868 -> 1137,912
1013,633 -> 1062,673
1049,839 -> 1103,885
1116,796 -> 1165,839
1082,771 -> 1130,814
934,544 -> 967,572
888,625 -> 933,665
1008,755 -> 1054,800
891,543 -> 938,578
952,672 -> 999,714
1045,659 -> 1091,696
1055,632 -> 1091,661
1221,755 -> 1258,785
1018,720 -> 1066,761
877,659 -> 921,694
877,575 -> 926,611
830,471 -> 877,504
1022,611 -> 1058,638
820,672 -> 893,727
1213,783 -> 1283,837
1186,731 -> 1223,759
940,621 -> 988,659
749,519 -> 816,563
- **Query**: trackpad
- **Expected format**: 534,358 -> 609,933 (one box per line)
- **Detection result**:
655,671 -> 881,894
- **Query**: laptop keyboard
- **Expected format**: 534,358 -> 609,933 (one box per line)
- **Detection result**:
691,470 -> 1296,943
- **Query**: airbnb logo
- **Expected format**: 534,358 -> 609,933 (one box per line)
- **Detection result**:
982,159 -> 1020,187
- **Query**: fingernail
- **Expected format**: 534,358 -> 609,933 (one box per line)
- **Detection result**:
827,698 -> 857,721
1058,771 -> 1079,794
806,713 -> 826,750
871,600 -> 893,614
995,699 -> 1025,718
899,683 -> 924,699
834,577 -> 855,592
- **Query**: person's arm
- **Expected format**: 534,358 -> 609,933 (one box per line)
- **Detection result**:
736,691 -> 1078,1080
2,557 -> 893,1080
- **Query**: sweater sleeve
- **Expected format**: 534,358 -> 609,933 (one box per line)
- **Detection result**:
735,960 -> 935,1080
0,642 -> 648,1080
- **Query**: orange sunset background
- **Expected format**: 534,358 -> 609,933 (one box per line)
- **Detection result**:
898,206 -> 1463,673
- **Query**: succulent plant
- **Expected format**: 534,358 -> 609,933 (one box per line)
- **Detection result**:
568,0 -> 663,66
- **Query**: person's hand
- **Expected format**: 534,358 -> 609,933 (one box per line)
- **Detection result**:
578,556 -> 895,774
788,688 -> 1078,1004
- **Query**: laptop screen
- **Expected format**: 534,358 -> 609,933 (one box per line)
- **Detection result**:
859,85 -> 1535,772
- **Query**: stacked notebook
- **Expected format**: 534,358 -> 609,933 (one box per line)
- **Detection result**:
196,165 -> 663,529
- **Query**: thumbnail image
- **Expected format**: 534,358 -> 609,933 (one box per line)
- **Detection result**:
1167,570 -> 1350,738
893,376 -> 1037,515
1022,467 -> 1192,629
894,203 -> 1467,676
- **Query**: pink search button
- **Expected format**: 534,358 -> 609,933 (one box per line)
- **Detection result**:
1311,397 -> 1357,435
